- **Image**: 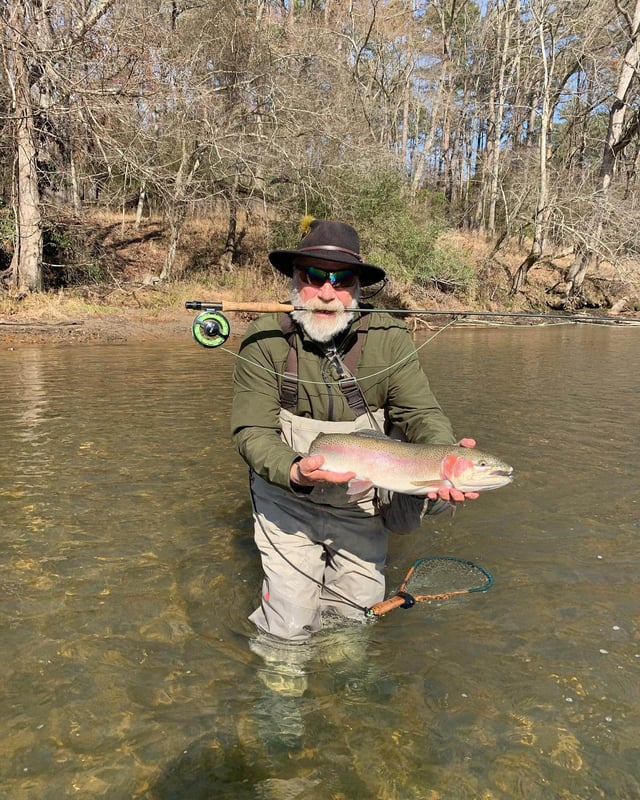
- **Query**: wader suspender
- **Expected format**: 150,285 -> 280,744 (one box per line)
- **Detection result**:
279,314 -> 370,417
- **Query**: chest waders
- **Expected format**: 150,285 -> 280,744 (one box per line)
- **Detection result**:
247,314 -> 390,639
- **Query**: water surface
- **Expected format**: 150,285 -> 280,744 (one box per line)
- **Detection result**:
1,322 -> 639,799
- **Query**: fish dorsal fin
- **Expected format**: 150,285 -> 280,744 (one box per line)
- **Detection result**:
351,429 -> 388,441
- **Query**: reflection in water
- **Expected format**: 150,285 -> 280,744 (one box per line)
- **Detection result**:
0,327 -> 639,799
15,353 -> 48,440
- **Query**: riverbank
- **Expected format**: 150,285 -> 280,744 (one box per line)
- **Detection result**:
0,307 -> 194,346
2,218 -> 638,346
2,293 -> 639,347
0,283 -> 225,346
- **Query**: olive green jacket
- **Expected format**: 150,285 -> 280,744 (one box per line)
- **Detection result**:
230,311 -> 456,492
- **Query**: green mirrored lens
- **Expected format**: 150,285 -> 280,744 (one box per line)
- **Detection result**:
301,265 -> 356,287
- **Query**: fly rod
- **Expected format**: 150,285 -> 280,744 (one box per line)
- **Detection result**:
185,300 -> 640,348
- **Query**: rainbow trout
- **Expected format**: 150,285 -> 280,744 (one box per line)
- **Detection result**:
308,430 -> 513,496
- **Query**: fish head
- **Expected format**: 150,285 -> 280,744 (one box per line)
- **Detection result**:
441,450 -> 514,492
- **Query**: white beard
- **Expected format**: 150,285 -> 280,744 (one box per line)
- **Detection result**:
290,285 -> 360,343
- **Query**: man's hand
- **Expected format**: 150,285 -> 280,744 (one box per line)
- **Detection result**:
428,437 -> 479,503
290,455 -> 356,488
428,486 -> 480,503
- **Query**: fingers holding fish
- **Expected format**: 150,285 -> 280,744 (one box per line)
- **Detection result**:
290,454 -> 357,489
428,486 -> 480,503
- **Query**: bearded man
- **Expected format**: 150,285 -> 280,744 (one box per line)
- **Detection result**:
231,218 -> 476,644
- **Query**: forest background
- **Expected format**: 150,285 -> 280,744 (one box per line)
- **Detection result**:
1,0 -> 640,340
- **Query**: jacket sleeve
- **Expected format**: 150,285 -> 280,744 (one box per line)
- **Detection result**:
230,321 -> 300,492
383,324 -> 456,446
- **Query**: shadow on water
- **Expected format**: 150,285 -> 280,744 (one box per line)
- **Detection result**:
145,719 -> 372,800
147,739 -> 374,800
145,622 -> 397,800
146,728 -> 314,800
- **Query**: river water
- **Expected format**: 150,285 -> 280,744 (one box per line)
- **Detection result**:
1,321 -> 639,799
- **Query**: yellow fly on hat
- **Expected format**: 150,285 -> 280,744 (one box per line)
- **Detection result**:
300,214 -> 315,237
269,217 -> 386,287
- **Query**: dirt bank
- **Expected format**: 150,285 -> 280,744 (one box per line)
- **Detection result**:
0,308 -> 197,346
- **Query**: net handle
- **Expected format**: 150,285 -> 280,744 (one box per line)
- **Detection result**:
365,557 -> 494,618
366,592 -> 415,617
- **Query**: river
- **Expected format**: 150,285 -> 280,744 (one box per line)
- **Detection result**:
1,321 -> 639,799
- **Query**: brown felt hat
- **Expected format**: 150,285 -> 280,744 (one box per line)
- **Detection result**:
268,219 -> 386,287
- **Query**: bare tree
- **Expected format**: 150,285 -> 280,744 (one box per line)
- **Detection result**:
511,0 -> 557,293
564,0 -> 640,297
3,0 -> 43,290
1,0 -> 118,291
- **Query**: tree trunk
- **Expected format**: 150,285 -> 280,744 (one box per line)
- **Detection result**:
159,142 -> 200,281
511,4 -> 553,294
162,211 -> 183,282
487,0 -> 517,236
135,183 -> 147,229
70,149 -> 82,216
7,1 -> 43,291
565,0 -> 640,297
219,201 -> 238,272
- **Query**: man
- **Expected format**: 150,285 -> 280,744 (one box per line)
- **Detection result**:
231,218 -> 477,644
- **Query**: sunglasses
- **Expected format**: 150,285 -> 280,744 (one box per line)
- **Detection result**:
296,264 -> 358,289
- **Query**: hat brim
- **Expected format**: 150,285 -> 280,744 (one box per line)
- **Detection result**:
269,249 -> 386,287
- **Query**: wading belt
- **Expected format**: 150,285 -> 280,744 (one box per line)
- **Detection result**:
279,313 -> 370,417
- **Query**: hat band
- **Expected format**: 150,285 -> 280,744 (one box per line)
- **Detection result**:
297,244 -> 363,262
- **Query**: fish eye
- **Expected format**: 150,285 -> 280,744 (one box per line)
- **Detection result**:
478,459 -> 488,467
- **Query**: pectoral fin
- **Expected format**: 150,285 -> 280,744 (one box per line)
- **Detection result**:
409,479 -> 446,491
346,478 -> 375,499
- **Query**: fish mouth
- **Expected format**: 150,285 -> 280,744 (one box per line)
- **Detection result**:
489,470 -> 514,484
462,468 -> 514,491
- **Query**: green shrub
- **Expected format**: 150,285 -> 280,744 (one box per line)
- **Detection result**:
269,167 -> 476,295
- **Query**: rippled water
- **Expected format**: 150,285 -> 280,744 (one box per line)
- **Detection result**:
1,323 -> 639,799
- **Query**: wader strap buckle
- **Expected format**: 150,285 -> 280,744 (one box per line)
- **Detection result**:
280,371 -> 298,410
337,376 -> 368,417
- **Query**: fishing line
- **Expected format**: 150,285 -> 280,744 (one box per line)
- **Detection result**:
198,299 -> 625,620
216,317 -> 458,391
248,475 -> 370,617
188,298 -> 640,389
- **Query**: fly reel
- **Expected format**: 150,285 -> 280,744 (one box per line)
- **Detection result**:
191,310 -> 231,348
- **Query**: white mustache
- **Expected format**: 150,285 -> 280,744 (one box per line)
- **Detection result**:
305,301 -> 345,312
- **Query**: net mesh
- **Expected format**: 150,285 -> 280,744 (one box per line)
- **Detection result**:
404,557 -> 491,596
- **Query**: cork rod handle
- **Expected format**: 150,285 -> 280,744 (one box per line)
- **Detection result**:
220,301 -> 295,313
